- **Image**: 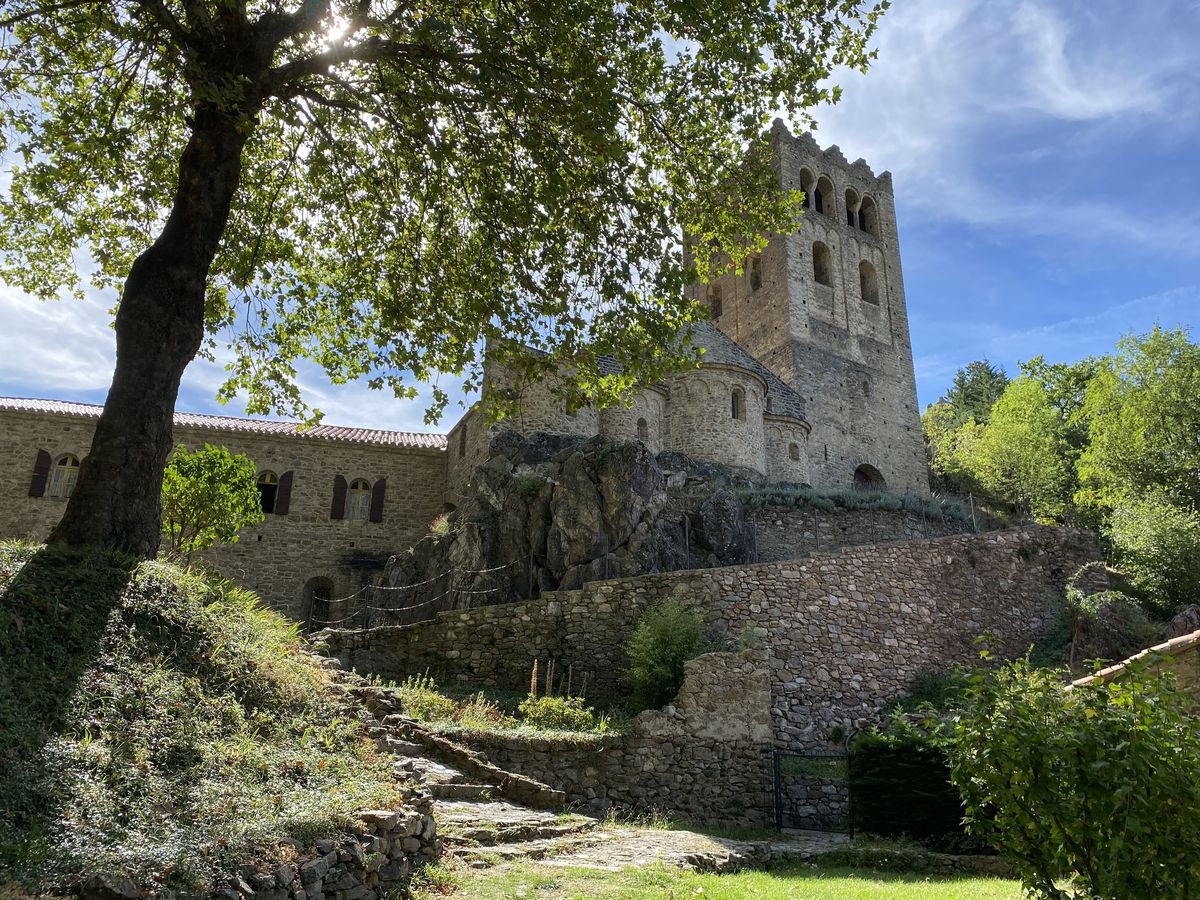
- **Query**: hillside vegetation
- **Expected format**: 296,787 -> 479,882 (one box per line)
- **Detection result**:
0,542 -> 402,895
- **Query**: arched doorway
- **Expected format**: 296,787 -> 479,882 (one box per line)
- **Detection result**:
853,464 -> 886,490
303,576 -> 336,632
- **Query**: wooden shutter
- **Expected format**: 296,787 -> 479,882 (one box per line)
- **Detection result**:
369,478 -> 387,523
275,471 -> 294,515
330,474 -> 347,520
28,449 -> 51,498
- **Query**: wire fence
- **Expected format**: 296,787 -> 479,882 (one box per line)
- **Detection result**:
309,555 -> 531,633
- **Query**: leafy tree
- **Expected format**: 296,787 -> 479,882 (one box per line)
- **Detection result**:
948,658 -> 1200,899
1018,354 -> 1101,454
941,359 -> 1009,425
1107,495 -> 1200,616
966,377 -> 1075,521
160,444 -> 264,563
1077,326 -> 1200,514
625,598 -> 706,711
0,0 -> 886,555
920,401 -> 986,498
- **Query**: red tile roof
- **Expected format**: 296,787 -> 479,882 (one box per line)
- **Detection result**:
1070,627 -> 1200,688
0,397 -> 447,451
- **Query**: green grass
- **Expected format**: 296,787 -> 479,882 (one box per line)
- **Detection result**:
413,860 -> 1024,899
0,542 -> 404,895
735,485 -> 979,527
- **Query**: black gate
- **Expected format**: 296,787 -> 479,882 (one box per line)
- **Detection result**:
773,749 -> 852,834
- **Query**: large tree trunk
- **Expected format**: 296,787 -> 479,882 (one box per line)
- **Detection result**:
50,107 -> 252,556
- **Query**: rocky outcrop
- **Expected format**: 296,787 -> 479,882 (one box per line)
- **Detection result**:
376,432 -> 761,613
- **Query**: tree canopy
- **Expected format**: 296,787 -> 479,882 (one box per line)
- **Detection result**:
0,0 -> 888,553
941,359 -> 1009,426
160,444 -> 265,563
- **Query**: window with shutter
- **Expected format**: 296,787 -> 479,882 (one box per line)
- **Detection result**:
330,474 -> 348,520
275,471 -> 294,515
28,449 -> 51,498
369,478 -> 387,523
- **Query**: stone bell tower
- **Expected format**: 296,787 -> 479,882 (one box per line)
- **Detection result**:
698,121 -> 928,494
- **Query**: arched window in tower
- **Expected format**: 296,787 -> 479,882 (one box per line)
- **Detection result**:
859,260 -> 879,304
636,417 -> 649,442
48,453 -> 80,499
798,168 -> 814,209
257,470 -> 279,514
731,387 -> 746,422
845,188 -> 860,228
749,255 -> 763,292
859,195 -> 880,237
812,242 -> 833,287
815,176 -> 835,216
346,478 -> 372,522
709,283 -> 723,318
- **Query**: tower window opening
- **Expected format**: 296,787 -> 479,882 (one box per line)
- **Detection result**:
799,168 -> 814,209
859,260 -> 879,304
815,176 -> 835,217
636,417 -> 649,442
859,195 -> 880,237
749,256 -> 763,292
731,387 -> 746,422
788,442 -> 800,461
845,188 -> 860,229
812,242 -> 833,287
710,283 -> 723,318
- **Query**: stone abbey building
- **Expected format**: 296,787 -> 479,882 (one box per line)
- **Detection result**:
0,125 -> 927,623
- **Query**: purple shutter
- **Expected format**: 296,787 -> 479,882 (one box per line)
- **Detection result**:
330,474 -> 347,520
275,471 -> 294,515
28,449 -> 51,497
369,478 -> 386,523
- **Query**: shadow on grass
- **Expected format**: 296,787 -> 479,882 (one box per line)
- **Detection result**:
0,544 -> 137,866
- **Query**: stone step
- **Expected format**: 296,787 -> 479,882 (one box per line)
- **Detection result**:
406,729 -> 565,810
428,782 -> 493,801
382,737 -> 424,755
435,800 -> 597,847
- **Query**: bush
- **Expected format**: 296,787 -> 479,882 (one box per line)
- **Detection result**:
625,599 -> 706,711
947,658 -> 1200,899
1067,589 -> 1160,670
849,719 -> 978,851
160,443 -> 264,563
1107,496 -> 1200,616
517,695 -> 597,731
894,668 -> 974,712
394,672 -> 458,722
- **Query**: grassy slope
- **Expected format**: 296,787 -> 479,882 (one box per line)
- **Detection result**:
415,860 -> 1023,899
0,542 -> 403,895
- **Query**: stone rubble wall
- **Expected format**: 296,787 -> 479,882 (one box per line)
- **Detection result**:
459,650 -> 775,828
211,803 -> 441,900
321,526 -> 1102,749
750,504 -> 972,563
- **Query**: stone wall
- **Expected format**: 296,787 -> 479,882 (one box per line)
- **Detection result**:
462,650 -> 774,828
664,367 -> 767,473
0,406 -> 446,621
750,503 -> 972,563
599,387 -> 667,455
322,526 -> 1102,748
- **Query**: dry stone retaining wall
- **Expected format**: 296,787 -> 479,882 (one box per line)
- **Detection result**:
322,526 -> 1101,749
462,650 -> 775,828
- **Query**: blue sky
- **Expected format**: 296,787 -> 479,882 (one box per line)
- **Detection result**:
1,0 -> 1198,429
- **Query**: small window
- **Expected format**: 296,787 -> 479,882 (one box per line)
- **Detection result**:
731,387 -> 746,422
48,454 -> 80,499
346,478 -> 371,523
789,443 -> 800,461
749,256 -> 763,292
859,260 -> 879,304
845,188 -> 860,229
710,283 -> 723,318
458,429 -> 467,458
812,242 -> 833,287
257,470 -> 279,514
636,417 -> 649,442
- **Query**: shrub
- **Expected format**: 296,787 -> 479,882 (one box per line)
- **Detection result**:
1067,589 -> 1160,670
1107,495 -> 1200,615
625,599 -> 706,711
394,672 -> 457,722
428,512 -> 451,535
894,668 -> 973,712
160,444 -> 264,563
849,718 -> 978,851
947,657 -> 1200,899
517,695 -> 597,731
453,692 -> 511,730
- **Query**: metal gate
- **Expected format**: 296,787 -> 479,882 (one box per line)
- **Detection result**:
773,749 -> 852,834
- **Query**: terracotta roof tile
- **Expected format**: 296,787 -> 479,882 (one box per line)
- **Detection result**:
0,397 -> 447,451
